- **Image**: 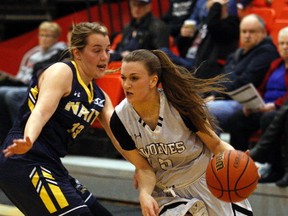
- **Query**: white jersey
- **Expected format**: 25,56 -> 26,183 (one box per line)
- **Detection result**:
111,90 -> 253,216
114,90 -> 211,189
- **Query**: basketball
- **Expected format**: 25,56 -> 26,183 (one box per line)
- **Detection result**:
206,150 -> 259,203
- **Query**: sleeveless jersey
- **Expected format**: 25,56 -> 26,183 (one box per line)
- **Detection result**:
13,61 -> 106,157
110,90 -> 211,189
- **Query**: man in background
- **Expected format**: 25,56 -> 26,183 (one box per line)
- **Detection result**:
206,14 -> 279,133
109,0 -> 170,62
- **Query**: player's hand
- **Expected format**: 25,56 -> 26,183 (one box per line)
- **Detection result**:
3,136 -> 33,157
139,191 -> 159,216
259,103 -> 275,113
244,149 -> 250,156
245,150 -> 261,179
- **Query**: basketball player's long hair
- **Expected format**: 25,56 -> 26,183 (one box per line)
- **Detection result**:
122,49 -> 227,135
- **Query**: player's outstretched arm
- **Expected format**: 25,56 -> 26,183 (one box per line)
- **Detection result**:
3,63 -> 72,157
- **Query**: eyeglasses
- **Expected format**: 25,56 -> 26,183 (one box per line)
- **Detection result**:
38,34 -> 56,38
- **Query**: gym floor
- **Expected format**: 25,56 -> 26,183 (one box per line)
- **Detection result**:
0,190 -> 142,216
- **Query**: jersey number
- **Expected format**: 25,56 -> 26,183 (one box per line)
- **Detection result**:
158,158 -> 173,170
68,123 -> 84,138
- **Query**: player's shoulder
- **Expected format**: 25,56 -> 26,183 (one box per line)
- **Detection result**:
44,62 -> 72,78
115,98 -> 129,113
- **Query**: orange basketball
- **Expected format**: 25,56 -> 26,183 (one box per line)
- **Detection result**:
206,150 -> 259,203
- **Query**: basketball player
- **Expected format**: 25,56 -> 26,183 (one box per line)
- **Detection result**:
0,22 -> 115,216
110,49 -> 254,216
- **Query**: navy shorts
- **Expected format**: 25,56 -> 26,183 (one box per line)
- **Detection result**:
0,133 -> 93,215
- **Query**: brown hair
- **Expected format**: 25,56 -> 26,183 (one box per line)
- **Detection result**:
122,49 -> 226,134
69,22 -> 108,58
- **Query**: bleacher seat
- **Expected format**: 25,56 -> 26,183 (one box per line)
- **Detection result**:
271,0 -> 288,18
278,7 -> 288,19
270,19 -> 288,46
250,0 -> 271,7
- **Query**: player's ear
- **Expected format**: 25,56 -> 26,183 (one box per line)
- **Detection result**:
72,48 -> 81,60
149,75 -> 158,88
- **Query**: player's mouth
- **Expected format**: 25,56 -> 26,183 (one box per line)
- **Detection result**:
97,64 -> 107,70
126,91 -> 133,96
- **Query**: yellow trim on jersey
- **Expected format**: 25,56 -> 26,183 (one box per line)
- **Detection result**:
40,186 -> 57,213
28,85 -> 39,111
71,61 -> 94,103
42,169 -> 55,180
31,171 -> 39,188
30,167 -> 69,213
48,183 -> 69,208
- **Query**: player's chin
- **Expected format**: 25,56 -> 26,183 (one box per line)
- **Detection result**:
126,92 -> 135,101
95,67 -> 107,78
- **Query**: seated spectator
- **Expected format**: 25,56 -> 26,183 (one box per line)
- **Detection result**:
0,21 -> 67,144
5,26 -> 72,122
226,27 -> 288,152
187,0 -> 251,31
161,0 -> 240,77
159,0 -> 207,70
161,0 -> 197,38
206,14 -> 279,133
109,0 -> 170,62
250,98 -> 288,186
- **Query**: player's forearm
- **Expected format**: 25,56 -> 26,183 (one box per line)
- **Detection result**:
137,168 -> 156,195
24,110 -> 49,144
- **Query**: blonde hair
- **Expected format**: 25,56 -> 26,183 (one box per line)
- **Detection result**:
39,21 -> 62,38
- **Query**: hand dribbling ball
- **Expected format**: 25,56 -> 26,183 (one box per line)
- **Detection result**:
206,150 -> 259,202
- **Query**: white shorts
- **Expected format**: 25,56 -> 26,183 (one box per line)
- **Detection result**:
153,173 -> 253,216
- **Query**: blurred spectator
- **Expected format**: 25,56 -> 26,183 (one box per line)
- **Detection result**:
5,25 -> 73,122
187,0 -> 208,30
250,99 -> 288,186
228,0 -> 253,17
109,0 -> 170,62
0,21 -> 67,144
226,27 -> 288,152
187,0 -> 251,30
206,14 -> 279,133
192,0 -> 240,79
161,0 -> 197,38
161,0 -> 240,76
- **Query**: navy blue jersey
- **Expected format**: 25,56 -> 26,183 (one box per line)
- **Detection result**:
13,61 -> 106,157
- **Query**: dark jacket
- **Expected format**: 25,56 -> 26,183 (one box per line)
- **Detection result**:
224,36 -> 280,93
194,2 -> 240,79
110,12 -> 169,62
177,2 -> 240,79
162,0 -> 197,37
